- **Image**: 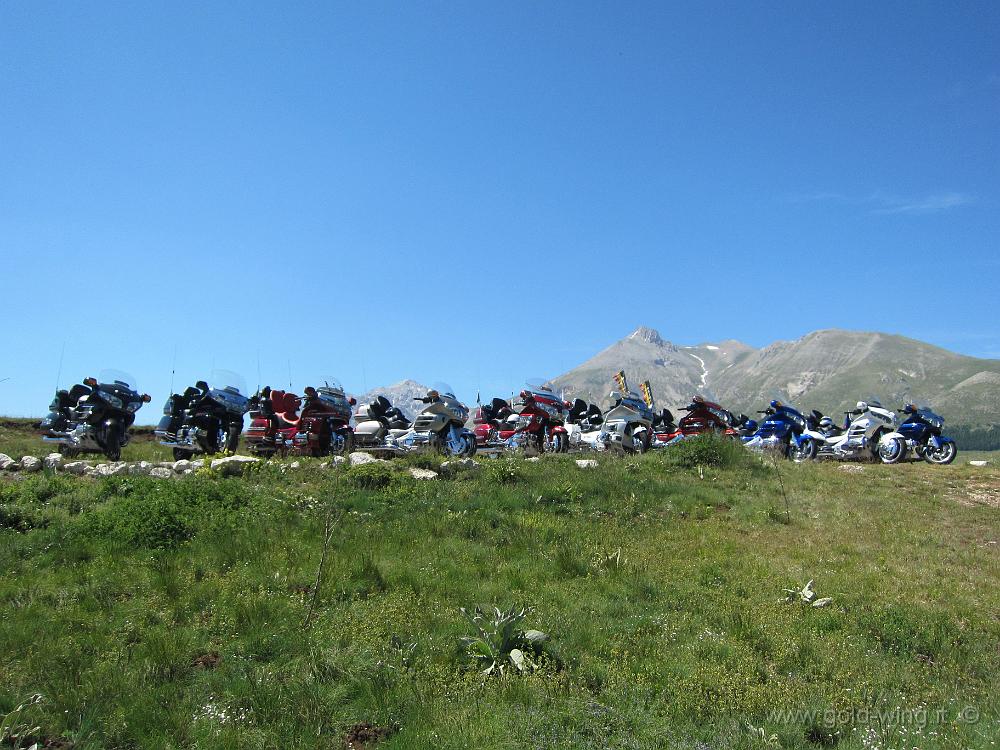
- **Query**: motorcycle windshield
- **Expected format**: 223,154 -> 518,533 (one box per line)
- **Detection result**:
525,378 -> 558,397
431,381 -> 457,399
212,369 -> 247,396
316,376 -> 345,394
916,408 -> 944,428
98,369 -> 138,392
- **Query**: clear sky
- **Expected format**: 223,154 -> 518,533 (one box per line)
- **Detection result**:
1,1 -> 997,420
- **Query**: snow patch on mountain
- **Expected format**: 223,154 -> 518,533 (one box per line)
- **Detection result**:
686,352 -> 708,388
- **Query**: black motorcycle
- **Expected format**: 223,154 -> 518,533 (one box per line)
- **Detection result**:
40,370 -> 150,460
155,372 -> 249,460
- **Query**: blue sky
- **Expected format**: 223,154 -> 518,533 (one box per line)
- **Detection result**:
1,1 -> 997,420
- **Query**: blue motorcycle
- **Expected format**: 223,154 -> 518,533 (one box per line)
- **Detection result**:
742,400 -> 812,459
876,404 -> 957,465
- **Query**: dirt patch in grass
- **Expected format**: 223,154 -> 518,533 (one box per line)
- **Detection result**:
191,650 -> 222,670
949,479 -> 1000,509
343,722 -> 397,749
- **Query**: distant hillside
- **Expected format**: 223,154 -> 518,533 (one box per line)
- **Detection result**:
552,327 -> 1000,427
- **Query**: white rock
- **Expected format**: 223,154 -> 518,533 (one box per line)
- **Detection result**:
349,452 -> 387,466
969,460 -> 988,467
289,461 -> 301,469
20,456 -> 42,472
173,459 -> 192,473
43,453 -> 64,470
440,457 -> 480,475
837,465 -> 865,474
155,461 -> 175,469
332,455 -> 346,465
84,467 -> 98,477
575,459 -> 598,469
94,463 -> 129,477
210,454 -> 259,476
0,453 -> 15,470
63,461 -> 89,475
130,461 -> 153,476
525,456 -> 541,462
182,469 -> 194,475
190,459 -> 204,469
408,467 -> 438,480
149,467 -> 174,479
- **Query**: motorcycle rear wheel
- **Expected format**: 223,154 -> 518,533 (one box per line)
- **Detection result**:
173,448 -> 195,461
58,444 -> 80,458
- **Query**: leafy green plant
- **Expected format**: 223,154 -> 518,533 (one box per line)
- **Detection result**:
782,579 -> 833,608
459,605 -> 549,676
592,547 -> 626,574
0,693 -> 43,749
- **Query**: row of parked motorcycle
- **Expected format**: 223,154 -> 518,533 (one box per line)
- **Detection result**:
36,369 -> 958,465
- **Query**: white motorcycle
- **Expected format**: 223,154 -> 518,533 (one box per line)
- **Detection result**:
355,384 -> 476,457
597,389 -> 655,454
795,400 -> 896,462
565,398 -> 606,451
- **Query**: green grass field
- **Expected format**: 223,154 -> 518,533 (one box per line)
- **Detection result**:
1,434 -> 998,749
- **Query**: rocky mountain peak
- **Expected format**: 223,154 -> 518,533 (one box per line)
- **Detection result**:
629,326 -> 665,346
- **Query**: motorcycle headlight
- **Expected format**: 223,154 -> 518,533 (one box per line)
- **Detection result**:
100,390 -> 123,409
127,400 -> 142,412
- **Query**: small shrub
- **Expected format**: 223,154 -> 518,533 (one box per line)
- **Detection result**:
348,462 -> 394,490
667,434 -> 744,469
0,504 -> 47,533
485,457 -> 522,485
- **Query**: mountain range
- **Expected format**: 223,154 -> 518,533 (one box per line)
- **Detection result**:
551,327 -> 1000,427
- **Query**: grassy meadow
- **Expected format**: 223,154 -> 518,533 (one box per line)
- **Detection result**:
1,434 -> 998,749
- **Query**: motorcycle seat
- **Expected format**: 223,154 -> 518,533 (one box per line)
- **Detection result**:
269,390 -> 301,424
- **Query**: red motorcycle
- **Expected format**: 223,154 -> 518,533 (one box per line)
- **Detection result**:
245,381 -> 356,457
652,395 -> 739,447
292,380 -> 355,457
474,383 -> 569,454
245,387 -> 301,456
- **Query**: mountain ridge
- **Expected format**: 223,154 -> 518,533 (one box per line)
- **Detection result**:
551,327 -> 1000,427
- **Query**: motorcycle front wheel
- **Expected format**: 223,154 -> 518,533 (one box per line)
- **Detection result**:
462,433 -> 477,457
103,424 -> 122,461
547,432 -> 568,454
789,437 -> 817,463
58,443 -> 80,458
877,437 -> 906,464
924,441 -> 957,465
330,430 -> 354,457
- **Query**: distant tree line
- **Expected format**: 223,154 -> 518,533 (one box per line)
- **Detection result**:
951,424 -> 1000,451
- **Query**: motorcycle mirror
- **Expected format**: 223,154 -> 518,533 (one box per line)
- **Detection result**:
349,397 -> 357,406
304,386 -> 317,397
142,394 -> 151,403
84,377 -> 97,387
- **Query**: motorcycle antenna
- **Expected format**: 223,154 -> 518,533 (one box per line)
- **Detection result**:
54,340 -> 66,392
169,342 -> 178,394
287,359 -> 293,390
256,350 -> 262,393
